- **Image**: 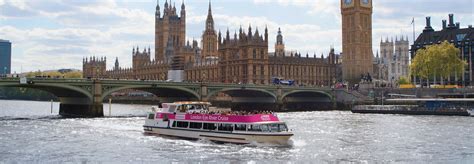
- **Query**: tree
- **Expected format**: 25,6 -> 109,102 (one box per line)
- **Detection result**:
25,70 -> 83,78
398,76 -> 410,85
64,71 -> 82,78
410,41 -> 466,86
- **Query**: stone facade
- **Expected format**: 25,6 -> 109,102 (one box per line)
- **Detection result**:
374,36 -> 410,85
83,1 -> 337,86
340,0 -> 373,84
83,57 -> 106,79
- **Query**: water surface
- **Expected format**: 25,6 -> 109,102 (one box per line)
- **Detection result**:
0,100 -> 473,163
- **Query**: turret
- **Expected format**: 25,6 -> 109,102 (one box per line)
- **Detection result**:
423,16 -> 434,32
264,25 -> 268,43
218,30 -> 222,44
448,14 -> 455,29
205,0 -> 214,31
442,20 -> 447,29
276,27 -> 283,44
114,57 -> 119,70
248,24 -> 252,38
254,27 -> 259,40
155,0 -> 161,18
180,0 -> 185,18
164,0 -> 169,16
172,3 -> 177,16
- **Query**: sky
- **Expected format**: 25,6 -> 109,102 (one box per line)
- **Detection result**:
0,0 -> 472,73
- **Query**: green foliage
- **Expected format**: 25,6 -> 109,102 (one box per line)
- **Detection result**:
410,41 -> 466,82
64,71 -> 82,78
25,70 -> 83,78
398,76 -> 410,85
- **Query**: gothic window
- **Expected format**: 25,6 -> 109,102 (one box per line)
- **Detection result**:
253,65 -> 257,75
350,15 -> 355,28
253,49 -> 257,59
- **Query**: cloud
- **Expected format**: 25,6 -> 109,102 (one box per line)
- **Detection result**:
0,0 -> 157,72
1,0 -> 473,73
253,0 -> 339,19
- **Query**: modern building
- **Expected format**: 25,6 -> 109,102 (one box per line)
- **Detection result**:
340,0 -> 374,84
83,1 -> 337,86
0,39 -> 12,75
411,14 -> 474,85
374,36 -> 410,86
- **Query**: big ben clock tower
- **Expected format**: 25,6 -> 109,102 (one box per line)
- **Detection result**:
341,0 -> 373,84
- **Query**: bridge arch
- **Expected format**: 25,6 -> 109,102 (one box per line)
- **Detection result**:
280,90 -> 334,110
0,83 -> 93,100
101,85 -> 200,101
281,90 -> 333,102
206,88 -> 277,101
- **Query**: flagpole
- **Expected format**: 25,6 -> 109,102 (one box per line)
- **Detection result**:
412,17 -> 415,46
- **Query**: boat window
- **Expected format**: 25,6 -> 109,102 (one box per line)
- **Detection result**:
172,121 -> 176,127
178,105 -> 186,112
234,124 -> 247,131
279,124 -> 288,132
169,105 -> 177,112
187,105 -> 194,110
218,124 -> 233,131
269,124 -> 279,132
148,113 -> 155,119
203,123 -> 217,130
189,122 -> 202,129
248,124 -> 261,132
195,105 -> 202,110
261,124 -> 269,132
176,121 -> 189,128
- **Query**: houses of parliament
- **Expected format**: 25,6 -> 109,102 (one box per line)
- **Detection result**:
83,1 -> 338,86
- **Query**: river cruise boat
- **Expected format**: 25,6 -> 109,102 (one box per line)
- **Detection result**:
143,101 -> 293,144
353,98 -> 474,116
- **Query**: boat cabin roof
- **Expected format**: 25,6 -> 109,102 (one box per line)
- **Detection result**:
160,101 -> 211,113
173,101 -> 211,105
386,98 -> 474,102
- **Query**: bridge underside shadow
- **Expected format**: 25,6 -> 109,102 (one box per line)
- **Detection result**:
283,91 -> 333,111
113,88 -> 200,103
219,90 -> 278,111
1,85 -> 101,117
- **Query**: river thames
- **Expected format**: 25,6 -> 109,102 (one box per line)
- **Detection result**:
0,99 -> 473,163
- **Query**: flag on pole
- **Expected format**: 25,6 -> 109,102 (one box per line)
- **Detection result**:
411,17 -> 415,25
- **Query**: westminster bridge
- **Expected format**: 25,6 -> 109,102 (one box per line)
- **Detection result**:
0,78 -> 357,117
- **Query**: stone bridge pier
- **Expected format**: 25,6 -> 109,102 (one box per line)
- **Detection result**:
59,80 -> 103,117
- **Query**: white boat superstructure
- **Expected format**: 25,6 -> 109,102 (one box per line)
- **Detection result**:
143,102 -> 293,144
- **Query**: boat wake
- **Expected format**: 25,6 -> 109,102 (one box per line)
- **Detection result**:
0,115 -> 63,121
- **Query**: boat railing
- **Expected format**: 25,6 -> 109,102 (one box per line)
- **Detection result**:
185,110 -> 275,116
